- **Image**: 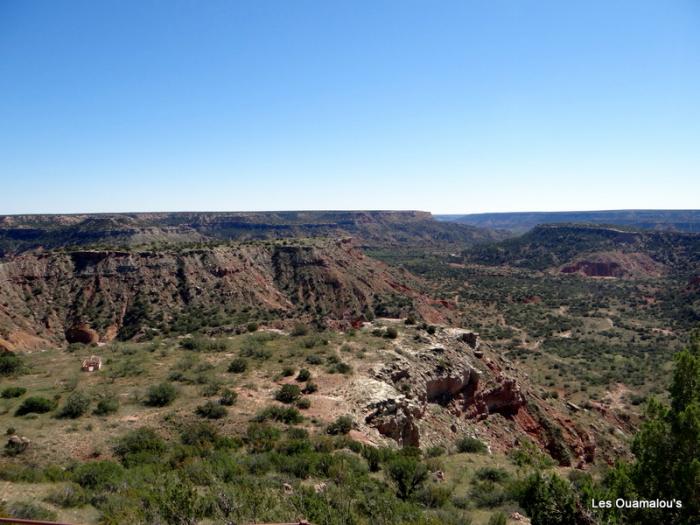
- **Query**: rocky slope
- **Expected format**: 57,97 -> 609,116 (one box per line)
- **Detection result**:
0,239 -> 450,351
334,326 -> 622,467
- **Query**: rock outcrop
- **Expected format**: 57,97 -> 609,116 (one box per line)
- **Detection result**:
365,398 -> 423,447
467,377 -> 526,419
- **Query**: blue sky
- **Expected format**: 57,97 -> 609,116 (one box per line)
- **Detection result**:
1,0 -> 698,214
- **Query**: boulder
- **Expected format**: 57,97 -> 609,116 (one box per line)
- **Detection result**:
365,397 -> 423,447
459,331 -> 480,349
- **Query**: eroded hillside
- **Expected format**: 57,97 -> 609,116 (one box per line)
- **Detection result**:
0,239 -> 450,351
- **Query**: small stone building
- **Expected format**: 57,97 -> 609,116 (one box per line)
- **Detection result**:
81,355 -> 102,372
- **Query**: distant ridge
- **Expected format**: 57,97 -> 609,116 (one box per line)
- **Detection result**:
0,210 -> 504,257
436,209 -> 700,234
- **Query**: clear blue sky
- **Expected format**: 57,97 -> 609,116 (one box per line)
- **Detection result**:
1,1 -> 698,214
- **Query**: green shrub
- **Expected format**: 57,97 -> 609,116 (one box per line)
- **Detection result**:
470,480 -> 509,508
57,391 -> 90,419
488,512 -> 508,525
228,358 -> 248,373
180,422 -> 218,449
417,484 -> 453,508
44,482 -> 88,508
456,436 -> 487,453
303,381 -> 318,394
512,472 -> 577,525
245,423 -> 281,453
144,382 -> 177,407
426,445 -> 446,457
94,395 -> 119,416
247,322 -> 259,332
475,467 -> 510,483
73,460 -> 125,490
362,445 -> 382,472
387,455 -> 429,500
219,389 -> 238,406
296,368 -> 311,381
253,405 -> 303,424
291,323 -> 309,336
15,396 -> 56,416
306,354 -> 323,365
296,397 -> 311,409
6,501 -> 57,521
181,336 -> 229,352
281,366 -> 295,377
0,350 -> 24,376
114,427 -> 166,466
275,384 -> 301,404
1,386 -> 26,398
329,361 -> 352,375
508,440 -> 555,469
327,415 -> 354,435
196,400 -> 227,419
384,326 -> 398,339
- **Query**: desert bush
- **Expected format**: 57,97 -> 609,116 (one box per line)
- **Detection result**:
228,358 -> 248,373
247,322 -> 259,332
417,484 -> 453,508
275,384 -> 301,404
245,423 -> 281,453
384,326 -> 398,339
281,366 -> 295,377
0,350 -> 24,376
329,361 -> 352,375
456,436 -> 487,453
114,427 -> 166,466
475,467 -> 510,483
181,421 -> 220,448
1,386 -> 26,398
508,440 -> 555,469
144,382 -> 177,407
44,482 -> 88,508
425,445 -> 446,458
387,455 -> 429,500
469,480 -> 509,508
305,354 -> 323,365
303,381 -> 318,394
219,389 -> 238,406
296,368 -> 311,381
94,394 -> 119,415
253,405 -> 303,424
326,415 -> 354,435
6,502 -> 57,521
72,460 -> 125,490
181,336 -> 229,352
511,472 -> 577,525
296,397 -> 311,409
196,401 -> 227,419
15,396 -> 56,416
291,323 -> 309,336
57,391 -> 90,419
488,512 -> 508,525
199,378 -> 222,397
